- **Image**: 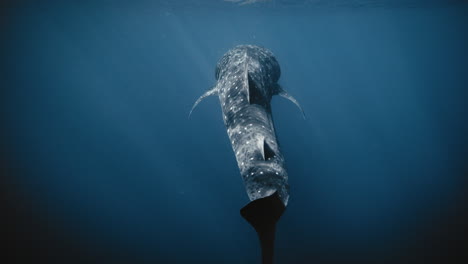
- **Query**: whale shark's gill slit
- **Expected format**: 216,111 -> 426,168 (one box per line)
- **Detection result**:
248,74 -> 263,106
263,139 -> 276,161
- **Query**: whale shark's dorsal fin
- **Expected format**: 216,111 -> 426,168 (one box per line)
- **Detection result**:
247,74 -> 263,105
189,86 -> 218,119
275,85 -> 306,119
261,138 -> 276,161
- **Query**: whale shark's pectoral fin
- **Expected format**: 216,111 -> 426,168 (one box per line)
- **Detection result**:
276,86 -> 306,119
189,86 -> 218,119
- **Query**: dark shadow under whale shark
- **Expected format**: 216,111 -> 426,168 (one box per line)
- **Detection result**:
190,45 -> 304,264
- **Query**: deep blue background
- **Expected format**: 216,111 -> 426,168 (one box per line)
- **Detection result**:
2,1 -> 468,263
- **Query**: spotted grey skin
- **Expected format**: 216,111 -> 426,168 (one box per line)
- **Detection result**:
190,45 -> 304,206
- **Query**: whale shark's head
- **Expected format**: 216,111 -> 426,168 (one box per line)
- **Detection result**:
215,45 -> 281,87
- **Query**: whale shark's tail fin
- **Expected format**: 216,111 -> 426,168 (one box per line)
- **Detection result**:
275,85 -> 306,119
189,86 -> 218,119
241,191 -> 286,264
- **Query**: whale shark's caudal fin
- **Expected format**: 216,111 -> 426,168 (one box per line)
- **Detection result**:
275,85 -> 306,119
189,86 -> 218,118
241,191 -> 286,264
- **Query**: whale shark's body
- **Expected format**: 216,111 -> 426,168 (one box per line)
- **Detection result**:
190,45 -> 303,263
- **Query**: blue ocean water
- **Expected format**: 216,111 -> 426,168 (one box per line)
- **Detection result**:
2,1 -> 468,263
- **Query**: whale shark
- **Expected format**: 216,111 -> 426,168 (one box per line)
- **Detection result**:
190,45 -> 303,263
